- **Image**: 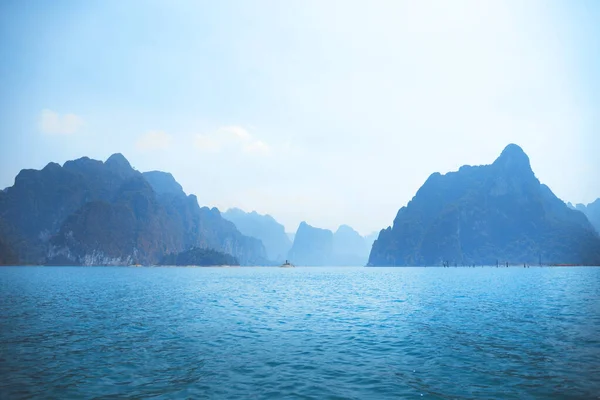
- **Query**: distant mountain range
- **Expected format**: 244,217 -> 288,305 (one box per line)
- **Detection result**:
568,200 -> 600,234
2,145 -> 598,267
369,144 -> 600,266
286,222 -> 371,266
222,208 -> 291,262
221,209 -> 373,266
0,154 -> 267,265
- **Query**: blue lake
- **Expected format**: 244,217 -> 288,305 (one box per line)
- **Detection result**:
1,266 -> 599,399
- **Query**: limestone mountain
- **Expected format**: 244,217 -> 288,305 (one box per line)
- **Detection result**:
222,208 -> 291,261
141,172 -> 268,265
142,171 -> 185,196
287,222 -> 333,266
0,154 -> 139,264
369,144 -> 600,266
332,225 -> 370,266
287,222 -> 370,266
0,154 -> 267,265
47,176 -> 180,265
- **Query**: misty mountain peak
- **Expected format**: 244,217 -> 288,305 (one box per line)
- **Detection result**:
493,144 -> 532,174
369,143 -> 600,266
142,171 -> 184,196
335,224 -> 358,235
225,207 -> 244,215
222,208 -> 291,261
63,156 -> 103,171
105,153 -> 132,171
42,162 -> 62,172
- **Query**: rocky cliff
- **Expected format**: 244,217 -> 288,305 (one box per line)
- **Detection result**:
287,222 -> 334,266
0,154 -> 267,265
369,144 -> 600,266
332,225 -> 369,266
287,222 -> 370,266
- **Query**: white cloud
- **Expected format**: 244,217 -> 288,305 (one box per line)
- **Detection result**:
222,125 -> 251,141
39,109 -> 84,135
194,134 -> 220,152
136,130 -> 172,151
243,140 -> 270,155
194,126 -> 271,155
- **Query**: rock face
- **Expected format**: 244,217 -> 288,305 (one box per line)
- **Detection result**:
0,155 -> 267,265
569,199 -> 600,234
47,176 -> 184,265
142,171 -> 185,196
369,144 -> 600,266
0,155 -> 137,264
287,222 -> 370,266
0,235 -> 18,265
222,208 -> 292,262
287,222 -> 333,266
332,225 -> 370,266
159,247 -> 239,266
140,171 -> 268,265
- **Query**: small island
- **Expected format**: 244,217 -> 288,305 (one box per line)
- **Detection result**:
159,247 -> 239,267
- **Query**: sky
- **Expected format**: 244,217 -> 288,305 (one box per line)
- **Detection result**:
1,0 -> 599,235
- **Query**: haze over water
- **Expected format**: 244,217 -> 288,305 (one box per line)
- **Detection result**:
1,266 -> 599,399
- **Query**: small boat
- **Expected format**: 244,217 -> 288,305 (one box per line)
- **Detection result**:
279,260 -> 295,268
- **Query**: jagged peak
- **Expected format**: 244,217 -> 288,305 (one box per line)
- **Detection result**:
500,143 -> 527,155
188,194 -> 198,204
144,170 -> 174,178
298,221 -> 318,232
426,171 -> 442,181
142,170 -> 184,196
63,156 -> 103,169
586,198 -> 600,208
105,153 -> 132,170
65,156 -> 91,164
335,224 -> 359,235
14,162 -> 62,185
42,162 -> 62,171
493,143 -> 532,173
297,221 -> 333,235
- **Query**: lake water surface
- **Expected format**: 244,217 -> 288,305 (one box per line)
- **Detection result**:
1,266 -> 599,399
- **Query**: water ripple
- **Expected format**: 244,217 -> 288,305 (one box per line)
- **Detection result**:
1,266 -> 599,399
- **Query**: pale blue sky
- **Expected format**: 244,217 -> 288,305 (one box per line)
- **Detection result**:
1,0 -> 599,235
